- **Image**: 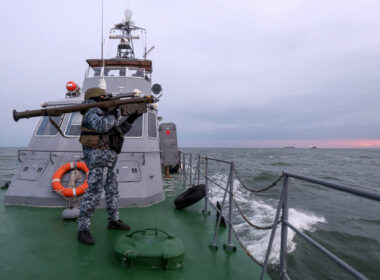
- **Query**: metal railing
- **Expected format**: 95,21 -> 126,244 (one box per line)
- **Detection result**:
260,172 -> 380,280
179,151 -> 380,280
180,152 -> 236,251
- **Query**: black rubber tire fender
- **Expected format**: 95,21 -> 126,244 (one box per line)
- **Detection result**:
174,184 -> 206,209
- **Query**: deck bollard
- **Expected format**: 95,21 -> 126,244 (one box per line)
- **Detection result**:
224,163 -> 236,252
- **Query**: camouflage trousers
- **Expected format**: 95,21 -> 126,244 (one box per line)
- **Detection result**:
78,160 -> 119,231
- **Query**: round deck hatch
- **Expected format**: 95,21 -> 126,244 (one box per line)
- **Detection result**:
114,228 -> 185,270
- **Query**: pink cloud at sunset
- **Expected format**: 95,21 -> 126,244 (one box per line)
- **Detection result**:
241,139 -> 380,148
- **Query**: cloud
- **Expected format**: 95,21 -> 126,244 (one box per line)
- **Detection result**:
1,0 -> 380,147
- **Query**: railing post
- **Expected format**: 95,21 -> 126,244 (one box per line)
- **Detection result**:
197,155 -> 201,185
182,153 -> 186,182
202,156 -> 210,215
189,154 -> 193,186
280,175 -> 289,280
210,165 -> 230,250
178,151 -> 181,174
193,155 -> 200,186
224,162 -> 236,252
260,182 -> 286,280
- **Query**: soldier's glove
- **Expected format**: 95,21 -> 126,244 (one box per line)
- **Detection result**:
132,89 -> 142,97
126,112 -> 142,124
109,106 -> 120,119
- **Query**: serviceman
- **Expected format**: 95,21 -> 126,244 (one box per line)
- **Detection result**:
77,87 -> 141,245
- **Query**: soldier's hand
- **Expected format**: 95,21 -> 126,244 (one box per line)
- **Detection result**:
126,112 -> 142,124
109,107 -> 120,119
132,89 -> 142,97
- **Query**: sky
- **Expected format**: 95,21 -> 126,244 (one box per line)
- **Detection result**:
1,0 -> 380,148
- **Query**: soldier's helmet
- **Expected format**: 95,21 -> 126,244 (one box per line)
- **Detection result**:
84,87 -> 105,100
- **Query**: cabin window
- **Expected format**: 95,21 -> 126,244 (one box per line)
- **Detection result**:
148,112 -> 157,138
86,66 -> 150,80
124,114 -> 143,137
104,67 -> 122,77
130,68 -> 145,78
35,116 -> 64,136
65,112 -> 82,136
88,67 -> 102,77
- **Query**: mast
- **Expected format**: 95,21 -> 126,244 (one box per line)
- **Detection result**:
109,10 -> 146,59
98,0 -> 107,89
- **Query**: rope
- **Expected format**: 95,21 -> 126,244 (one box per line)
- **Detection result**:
178,154 -> 283,270
231,225 -> 280,271
234,168 -> 283,193
231,225 -> 263,266
233,197 -> 281,230
52,168 -> 86,203
54,188 -> 83,202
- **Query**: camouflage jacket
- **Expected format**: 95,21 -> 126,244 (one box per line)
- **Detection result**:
81,99 -> 132,168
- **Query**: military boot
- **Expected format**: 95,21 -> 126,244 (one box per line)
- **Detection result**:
107,219 -> 130,230
77,230 -> 95,245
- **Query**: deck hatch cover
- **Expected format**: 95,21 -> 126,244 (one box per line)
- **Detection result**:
114,228 -> 185,270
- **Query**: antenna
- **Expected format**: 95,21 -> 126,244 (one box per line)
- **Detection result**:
101,0 -> 104,63
98,0 -> 107,89
144,46 -> 155,59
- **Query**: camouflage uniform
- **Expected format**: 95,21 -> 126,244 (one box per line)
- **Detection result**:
78,100 -> 132,231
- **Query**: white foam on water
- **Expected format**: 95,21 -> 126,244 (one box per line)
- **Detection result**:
208,173 -> 326,265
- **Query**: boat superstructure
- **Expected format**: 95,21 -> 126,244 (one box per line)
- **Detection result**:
5,10 -> 164,207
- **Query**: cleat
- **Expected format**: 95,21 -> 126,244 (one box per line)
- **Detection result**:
77,230 -> 95,245
107,219 -> 130,230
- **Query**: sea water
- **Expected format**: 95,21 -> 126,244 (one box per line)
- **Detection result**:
1,147 -> 379,280
180,148 -> 380,280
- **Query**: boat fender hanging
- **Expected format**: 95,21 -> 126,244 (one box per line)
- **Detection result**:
52,162 -> 89,197
174,184 -> 206,209
62,207 -> 80,220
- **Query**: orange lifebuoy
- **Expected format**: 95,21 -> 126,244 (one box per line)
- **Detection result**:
52,162 -> 89,197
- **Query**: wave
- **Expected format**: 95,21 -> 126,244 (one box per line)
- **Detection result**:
250,172 -> 280,183
269,162 -> 292,167
208,173 -> 326,265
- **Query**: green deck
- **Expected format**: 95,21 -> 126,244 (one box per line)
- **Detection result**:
0,176 -> 270,280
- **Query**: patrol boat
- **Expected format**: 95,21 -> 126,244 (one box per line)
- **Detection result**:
1,10 -> 271,280
5,10 -> 164,208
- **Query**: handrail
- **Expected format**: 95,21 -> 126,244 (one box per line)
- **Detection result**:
283,171 -> 380,202
261,172 -> 371,280
178,151 -> 376,280
285,222 -> 367,280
